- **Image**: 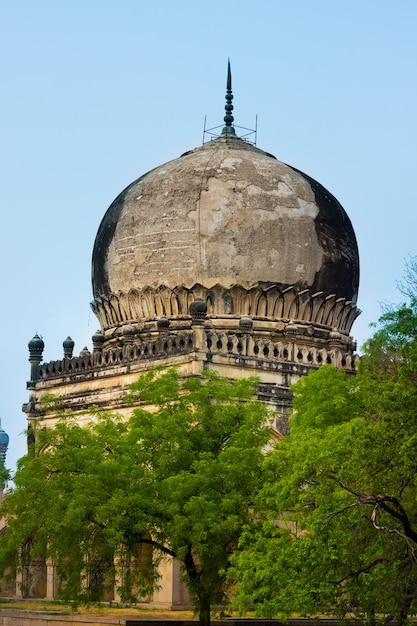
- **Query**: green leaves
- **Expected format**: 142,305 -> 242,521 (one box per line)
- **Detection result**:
126,369 -> 271,618
290,365 -> 361,434
232,286 -> 417,621
0,368 -> 271,624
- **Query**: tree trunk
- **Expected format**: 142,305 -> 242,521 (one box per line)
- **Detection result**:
198,592 -> 211,626
183,545 -> 211,626
396,583 -> 412,626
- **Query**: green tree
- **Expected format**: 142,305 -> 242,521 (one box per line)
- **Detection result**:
0,368 -> 270,626
232,291 -> 417,623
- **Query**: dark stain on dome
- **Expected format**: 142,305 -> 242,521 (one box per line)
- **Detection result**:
92,169 -> 155,298
288,165 -> 360,303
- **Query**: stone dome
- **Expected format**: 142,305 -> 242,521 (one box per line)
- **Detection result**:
91,134 -> 359,335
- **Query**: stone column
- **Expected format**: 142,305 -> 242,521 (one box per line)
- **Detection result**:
152,554 -> 190,608
46,560 -> 56,599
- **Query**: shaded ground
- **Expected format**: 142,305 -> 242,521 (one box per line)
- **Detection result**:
0,599 -> 196,619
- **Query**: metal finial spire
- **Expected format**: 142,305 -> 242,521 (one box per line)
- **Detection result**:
221,59 -> 236,136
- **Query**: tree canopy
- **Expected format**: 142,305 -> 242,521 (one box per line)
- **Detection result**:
5,261 -> 417,623
232,287 -> 417,623
0,368 -> 270,626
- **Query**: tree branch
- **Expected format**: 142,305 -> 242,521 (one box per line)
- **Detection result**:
319,469 -> 417,547
331,557 -> 390,585
137,537 -> 177,559
371,505 -> 417,561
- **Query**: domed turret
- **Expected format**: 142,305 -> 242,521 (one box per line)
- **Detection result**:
28,334 -> 44,358
0,420 -> 9,464
63,336 -> 75,359
28,334 -> 45,382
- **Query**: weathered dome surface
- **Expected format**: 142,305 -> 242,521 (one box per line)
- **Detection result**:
92,135 -> 359,308
91,134 -> 360,342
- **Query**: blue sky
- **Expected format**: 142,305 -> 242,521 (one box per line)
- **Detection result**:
1,0 -> 416,471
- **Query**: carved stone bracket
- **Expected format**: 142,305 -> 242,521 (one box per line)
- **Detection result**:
91,282 -> 360,335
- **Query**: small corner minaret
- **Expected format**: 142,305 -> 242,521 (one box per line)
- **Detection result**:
0,420 -> 9,502
0,420 -> 9,466
28,334 -> 45,383
63,336 -> 75,359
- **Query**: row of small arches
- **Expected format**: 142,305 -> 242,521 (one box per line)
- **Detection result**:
206,332 -> 356,370
38,334 -> 194,379
92,285 -> 359,334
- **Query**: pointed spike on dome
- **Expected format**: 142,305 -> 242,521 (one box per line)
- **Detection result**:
221,58 -> 236,136
226,57 -> 232,91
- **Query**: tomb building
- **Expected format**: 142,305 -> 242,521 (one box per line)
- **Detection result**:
21,64 -> 360,604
